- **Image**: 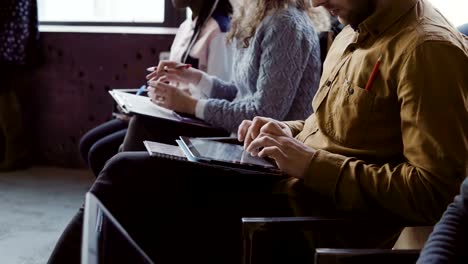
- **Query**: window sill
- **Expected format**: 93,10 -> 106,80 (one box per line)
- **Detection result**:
39,25 -> 179,35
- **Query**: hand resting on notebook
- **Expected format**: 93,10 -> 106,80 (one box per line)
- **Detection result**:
147,76 -> 198,115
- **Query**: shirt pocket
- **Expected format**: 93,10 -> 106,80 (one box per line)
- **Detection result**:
325,81 -> 375,147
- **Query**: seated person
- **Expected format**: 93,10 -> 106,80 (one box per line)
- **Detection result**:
417,177 -> 468,263
120,1 -> 331,151
79,0 -> 235,177
48,0 -> 468,263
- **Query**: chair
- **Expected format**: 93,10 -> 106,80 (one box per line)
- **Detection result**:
242,216 -> 430,264
314,248 -> 420,264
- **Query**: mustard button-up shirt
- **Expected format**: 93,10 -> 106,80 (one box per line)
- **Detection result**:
286,0 -> 468,223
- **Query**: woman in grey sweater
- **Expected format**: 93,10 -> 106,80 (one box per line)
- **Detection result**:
122,0 -> 330,149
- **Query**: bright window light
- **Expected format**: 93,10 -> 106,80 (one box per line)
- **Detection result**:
38,0 -> 165,23
429,0 -> 467,27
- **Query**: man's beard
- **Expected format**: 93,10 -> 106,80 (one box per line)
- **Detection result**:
342,0 -> 376,29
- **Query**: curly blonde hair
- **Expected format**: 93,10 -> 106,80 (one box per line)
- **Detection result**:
228,0 -> 331,48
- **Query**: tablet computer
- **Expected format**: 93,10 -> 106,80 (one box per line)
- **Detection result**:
177,136 -> 280,173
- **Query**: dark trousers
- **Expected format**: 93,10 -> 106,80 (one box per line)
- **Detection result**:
79,119 -> 128,177
48,151 -> 333,264
48,151 -> 402,264
122,115 -> 229,151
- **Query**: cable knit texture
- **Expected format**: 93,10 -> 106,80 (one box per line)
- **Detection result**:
417,177 -> 468,263
203,6 -> 321,133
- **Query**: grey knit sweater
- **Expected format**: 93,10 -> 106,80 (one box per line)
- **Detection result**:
195,6 -> 321,133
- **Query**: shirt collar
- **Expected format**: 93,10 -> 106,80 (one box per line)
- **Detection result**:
358,0 -> 419,37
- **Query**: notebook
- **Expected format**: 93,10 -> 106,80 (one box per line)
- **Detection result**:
82,192 -> 154,264
108,90 -> 209,127
143,140 -> 186,160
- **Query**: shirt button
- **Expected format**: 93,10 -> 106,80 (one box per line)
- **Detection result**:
326,80 -> 332,86
348,87 -> 354,95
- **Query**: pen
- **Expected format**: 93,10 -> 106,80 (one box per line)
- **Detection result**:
136,84 -> 147,95
146,63 -> 192,72
365,55 -> 382,92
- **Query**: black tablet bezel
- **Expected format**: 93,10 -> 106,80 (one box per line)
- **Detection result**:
179,136 -> 280,173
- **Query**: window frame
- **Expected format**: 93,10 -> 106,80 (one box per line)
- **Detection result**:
39,0 -> 186,28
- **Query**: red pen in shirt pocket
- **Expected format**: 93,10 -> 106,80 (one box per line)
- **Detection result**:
365,55 -> 382,92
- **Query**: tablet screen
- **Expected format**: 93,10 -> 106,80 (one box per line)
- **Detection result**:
181,137 -> 277,170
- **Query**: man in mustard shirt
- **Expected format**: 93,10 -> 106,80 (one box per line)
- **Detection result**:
240,0 -> 468,224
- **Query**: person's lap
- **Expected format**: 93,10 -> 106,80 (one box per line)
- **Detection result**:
49,146 -> 403,264
88,151 -> 303,263
122,115 -> 229,151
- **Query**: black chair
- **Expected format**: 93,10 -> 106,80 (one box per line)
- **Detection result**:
314,248 -> 420,264
242,216 -> 429,264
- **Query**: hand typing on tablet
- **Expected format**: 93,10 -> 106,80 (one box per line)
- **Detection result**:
238,116 -> 316,179
238,116 -> 293,148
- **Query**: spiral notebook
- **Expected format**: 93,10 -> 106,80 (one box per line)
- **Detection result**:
143,141 -> 186,160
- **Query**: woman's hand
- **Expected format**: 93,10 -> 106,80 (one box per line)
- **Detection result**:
146,60 -> 203,85
147,76 -> 198,115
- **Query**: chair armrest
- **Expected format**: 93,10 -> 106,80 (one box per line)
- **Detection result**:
242,217 -> 421,264
315,248 -> 420,264
242,216 -> 417,238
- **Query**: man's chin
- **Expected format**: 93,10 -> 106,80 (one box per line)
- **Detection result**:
337,16 -> 349,26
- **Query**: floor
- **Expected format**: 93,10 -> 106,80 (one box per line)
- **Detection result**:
0,167 -> 93,264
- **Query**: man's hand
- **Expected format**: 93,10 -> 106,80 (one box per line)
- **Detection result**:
147,76 -> 198,115
238,116 -> 293,149
246,133 -> 316,179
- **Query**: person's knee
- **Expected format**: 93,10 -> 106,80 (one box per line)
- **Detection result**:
128,115 -> 144,131
122,116 -> 150,151
87,142 -> 107,175
78,132 -> 94,162
100,152 -> 133,176
98,152 -> 151,179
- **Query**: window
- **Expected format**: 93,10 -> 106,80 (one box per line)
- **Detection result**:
38,0 -> 185,27
429,0 -> 467,27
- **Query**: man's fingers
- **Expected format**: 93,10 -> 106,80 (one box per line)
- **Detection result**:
247,134 -> 281,155
260,121 -> 285,136
257,146 -> 286,163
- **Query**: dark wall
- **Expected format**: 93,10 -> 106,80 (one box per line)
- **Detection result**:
17,32 -> 174,167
